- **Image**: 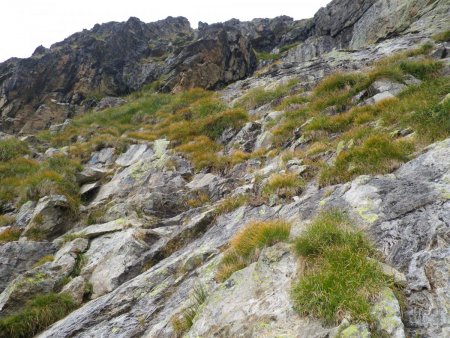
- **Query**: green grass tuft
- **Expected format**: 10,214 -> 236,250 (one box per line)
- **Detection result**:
292,210 -> 388,325
263,173 -> 305,199
432,30 -> 450,43
0,138 -> 29,162
171,285 -> 208,335
216,219 -> 291,282
0,293 -> 77,338
0,226 -> 21,243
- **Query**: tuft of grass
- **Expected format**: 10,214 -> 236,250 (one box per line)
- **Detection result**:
319,134 -> 413,186
171,285 -> 208,336
200,109 -> 248,141
0,215 -> 15,227
236,80 -> 298,110
215,219 -> 291,282
0,138 -> 29,162
0,293 -> 77,338
409,98 -> 450,142
432,30 -> 450,42
215,194 -> 248,216
314,73 -> 367,96
186,191 -> 210,208
33,255 -> 54,268
292,210 -> 388,325
0,226 -> 21,243
263,173 -> 305,199
399,59 -> 443,81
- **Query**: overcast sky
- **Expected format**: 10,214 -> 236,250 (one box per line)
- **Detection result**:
1,0 -> 331,62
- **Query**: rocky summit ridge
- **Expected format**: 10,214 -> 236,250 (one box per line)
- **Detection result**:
0,0 -> 449,337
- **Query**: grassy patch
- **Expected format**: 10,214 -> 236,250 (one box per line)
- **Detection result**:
263,173 -> 305,199
292,210 -> 388,325
0,293 -> 77,338
32,255 -> 54,268
0,138 -> 29,162
319,134 -> 413,186
0,227 -> 21,243
432,30 -> 450,42
236,80 -> 298,110
171,285 -> 208,336
215,219 -> 291,282
215,194 -> 248,216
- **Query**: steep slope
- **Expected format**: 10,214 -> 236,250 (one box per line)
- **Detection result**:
0,0 -> 449,337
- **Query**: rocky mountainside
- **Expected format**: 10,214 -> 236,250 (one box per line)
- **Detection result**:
0,0 -> 449,337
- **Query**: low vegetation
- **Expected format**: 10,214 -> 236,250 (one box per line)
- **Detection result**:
292,210 -> 389,325
270,45 -> 449,186
0,138 -> 29,162
0,226 -> 21,243
216,219 -> 291,282
215,194 -> 249,216
0,293 -> 77,338
432,29 -> 450,42
263,172 -> 305,199
171,285 -> 208,336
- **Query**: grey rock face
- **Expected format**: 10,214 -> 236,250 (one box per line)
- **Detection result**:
0,241 -> 56,292
189,243 -> 333,337
23,195 -> 72,240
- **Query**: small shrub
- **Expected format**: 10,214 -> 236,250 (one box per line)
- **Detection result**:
215,219 -> 291,282
263,173 -> 305,198
0,226 -> 21,242
292,210 -> 388,325
215,194 -> 248,216
171,285 -> 208,336
0,138 -> 29,162
0,292 -> 77,338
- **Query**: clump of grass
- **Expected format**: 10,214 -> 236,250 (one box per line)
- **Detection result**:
314,73 -> 367,96
215,194 -> 248,216
33,255 -> 54,268
62,233 -> 87,243
263,173 -> 305,199
215,219 -> 291,282
0,227 -> 21,243
255,50 -> 281,62
432,30 -> 450,42
186,191 -> 210,208
0,215 -> 15,227
399,59 -> 443,80
292,210 -> 388,325
171,285 -> 208,336
409,98 -> 450,142
0,138 -> 29,162
201,109 -> 248,140
175,136 -> 224,171
236,80 -> 298,110
319,134 -> 413,186
0,293 -> 77,338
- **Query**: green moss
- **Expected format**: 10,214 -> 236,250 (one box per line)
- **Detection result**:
0,293 -> 77,338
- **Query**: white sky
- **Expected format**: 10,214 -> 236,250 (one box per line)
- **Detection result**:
0,0 -> 331,62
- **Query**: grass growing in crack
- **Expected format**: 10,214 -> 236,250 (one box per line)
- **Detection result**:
215,219 -> 291,282
432,30 -> 450,42
32,255 -> 54,268
263,173 -> 305,199
292,210 -> 388,325
215,194 -> 249,216
0,293 -> 77,338
0,226 -> 21,243
171,284 -> 208,336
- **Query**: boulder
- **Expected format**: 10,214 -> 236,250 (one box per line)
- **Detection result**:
94,97 -> 127,111
61,276 -> 88,305
75,167 -> 107,185
115,144 -> 153,167
23,195 -> 72,240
